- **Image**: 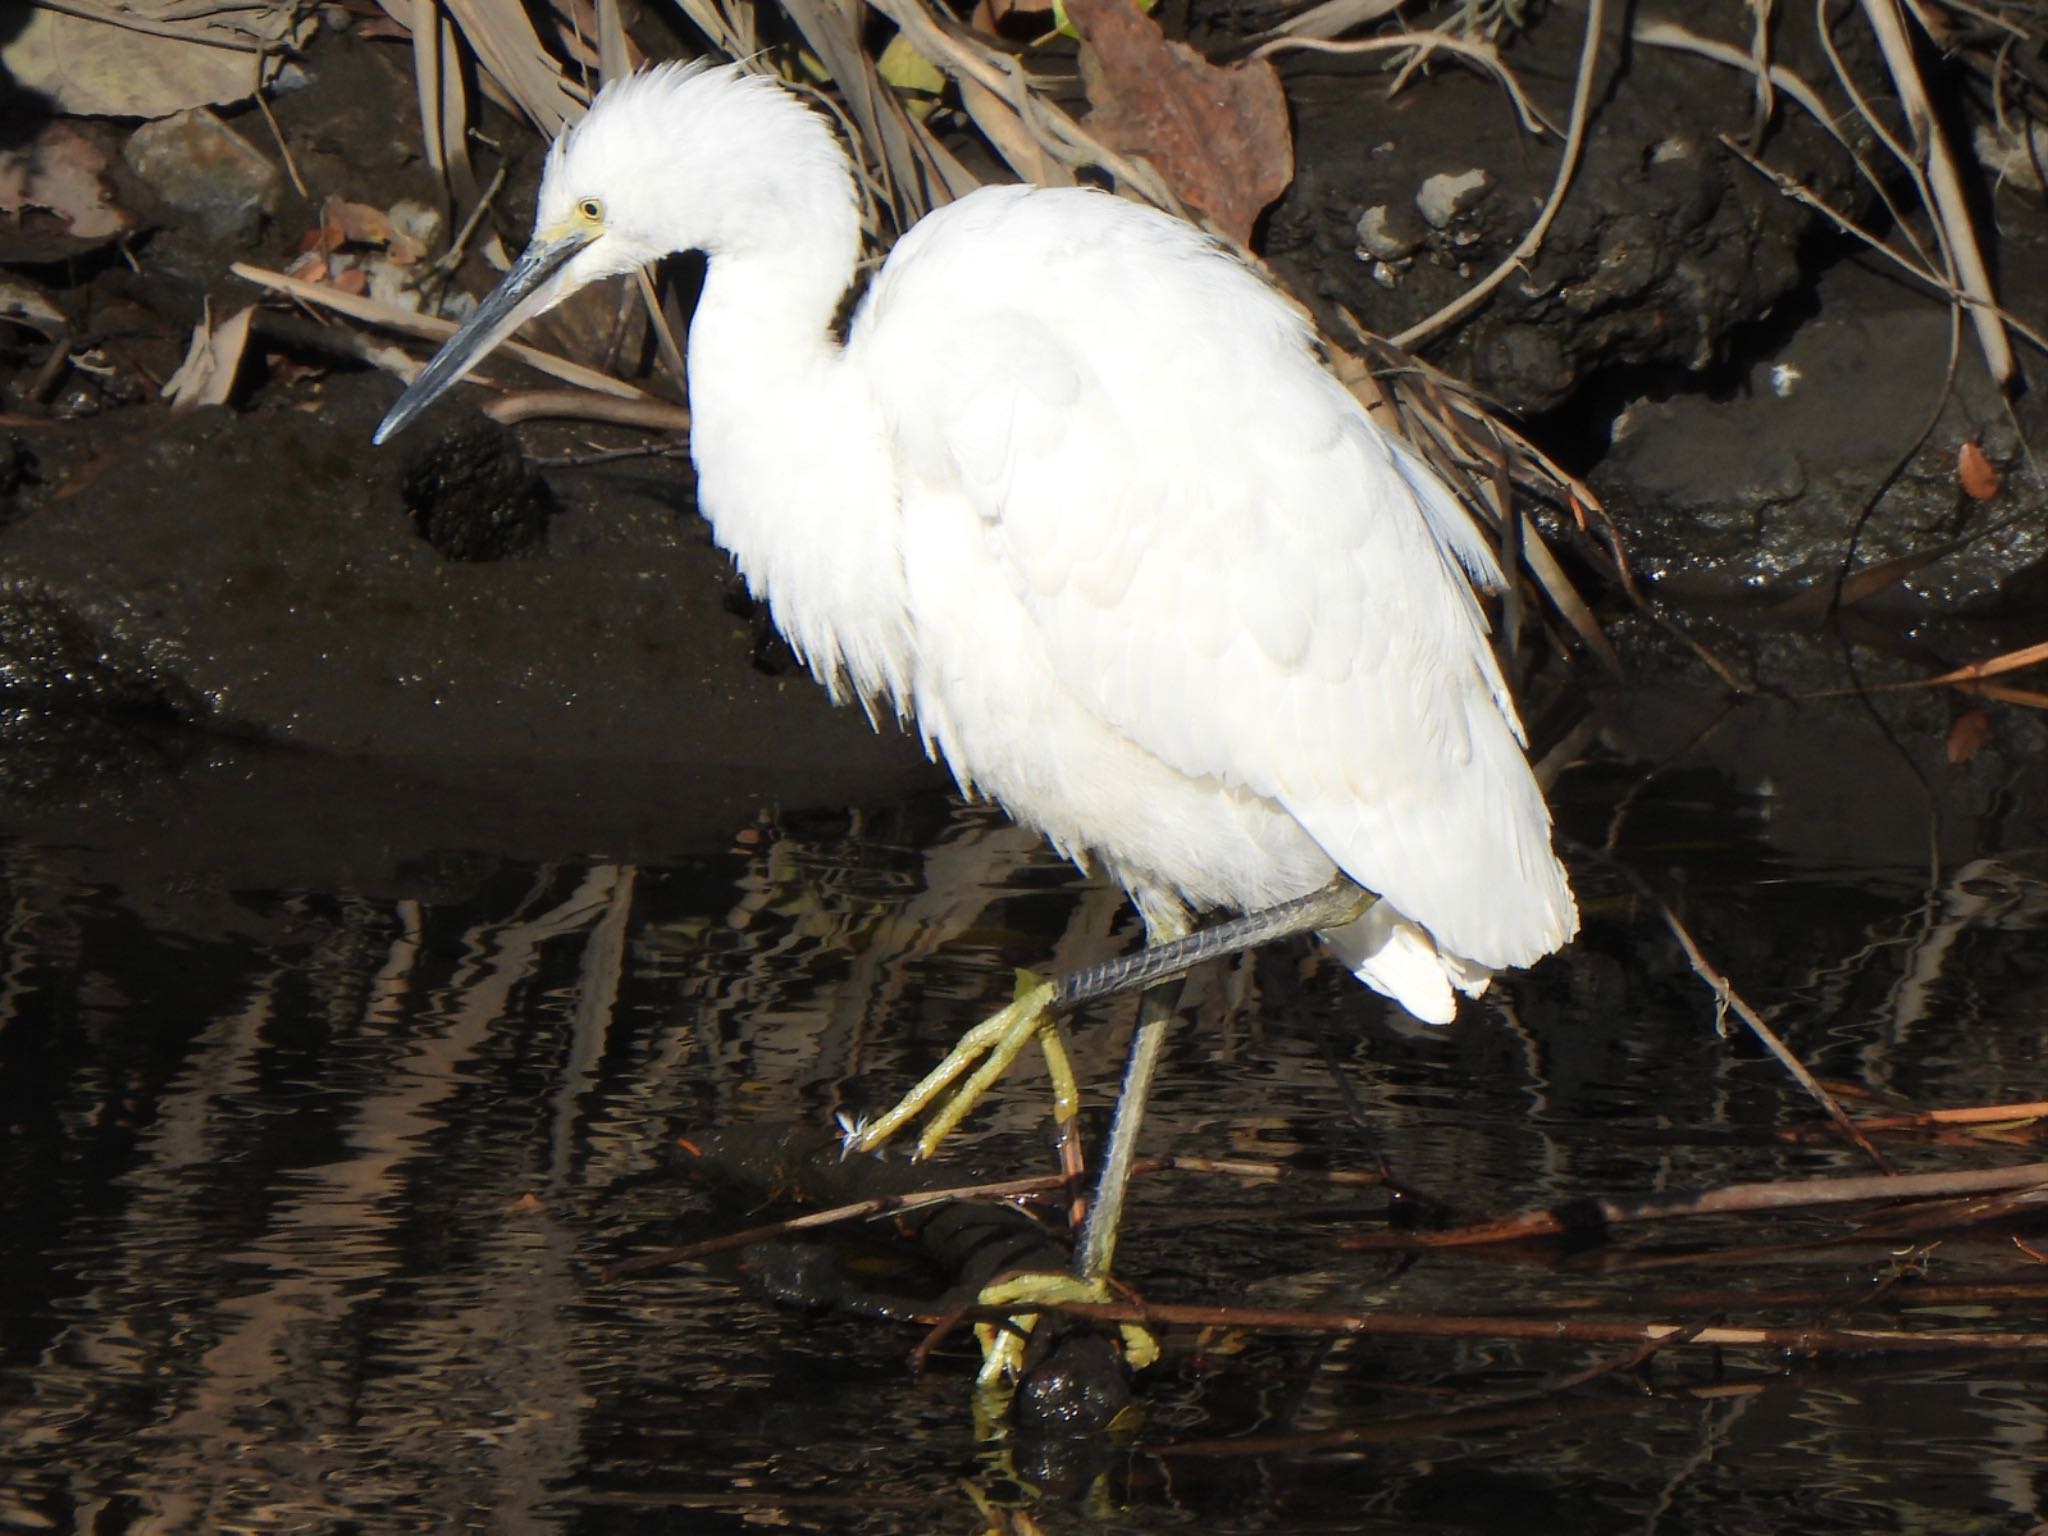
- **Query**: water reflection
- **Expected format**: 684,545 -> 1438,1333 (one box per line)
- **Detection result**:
0,770 -> 2043,1534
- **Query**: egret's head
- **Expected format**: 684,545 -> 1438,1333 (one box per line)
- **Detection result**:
375,61 -> 851,444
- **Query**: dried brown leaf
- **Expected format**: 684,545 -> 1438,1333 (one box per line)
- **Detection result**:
4,2 -> 303,117
317,196 -> 430,266
162,304 -> 254,410
1946,709 -> 1990,764
1957,439 -> 1999,500
0,122 -> 131,245
324,196 -> 398,247
1065,0 -> 1292,245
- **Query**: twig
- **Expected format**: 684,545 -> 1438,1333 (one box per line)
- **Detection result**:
1392,0 -> 1606,349
632,268 -> 688,393
1031,1297 -> 2048,1353
606,1149 -> 1391,1282
437,164 -> 511,282
1803,639 -> 2048,698
1637,15 -> 2048,372
1565,838 -> 1891,1168
1860,0 -> 2016,388
530,441 -> 694,468
1249,31 -> 1559,136
251,50 -> 310,202
1848,1100 -> 2048,1130
1337,1161 -> 2048,1250
228,260 -> 652,401
484,389 -> 690,433
1654,898 -> 1897,1172
1542,1321 -> 1710,1392
1717,141 -> 2048,365
604,1166 -> 1080,1279
1608,1277 -> 2048,1312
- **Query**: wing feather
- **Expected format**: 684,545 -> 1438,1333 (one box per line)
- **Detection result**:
855,185 -> 1575,968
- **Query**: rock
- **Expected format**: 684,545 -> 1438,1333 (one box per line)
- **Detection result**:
1593,260 -> 2045,606
1415,167 -> 1489,231
123,109 -> 281,243
1354,202 -> 1423,262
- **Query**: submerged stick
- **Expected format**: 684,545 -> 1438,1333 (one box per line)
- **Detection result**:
1025,1297 -> 2048,1354
1339,1161 -> 2048,1250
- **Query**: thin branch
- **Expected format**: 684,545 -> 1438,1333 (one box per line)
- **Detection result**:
484,389 -> 691,432
1860,0 -> 2016,387
228,260 -> 654,401
1658,897 -> 1897,1171
1340,1161 -> 2048,1250
1031,1296 -> 2048,1353
1249,30 -> 1559,137
1392,0 -> 1606,349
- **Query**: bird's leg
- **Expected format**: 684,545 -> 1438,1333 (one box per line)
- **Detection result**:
845,878 -> 1373,1163
972,924 -> 1188,1391
844,973 -> 1063,1158
843,878 -> 1378,1391
1072,965 -> 1185,1281
1054,878 -> 1375,1011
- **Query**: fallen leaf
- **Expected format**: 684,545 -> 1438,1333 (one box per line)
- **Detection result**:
323,196 -> 396,248
162,304 -> 255,410
1957,440 -> 1998,501
1064,0 -> 1293,245
3,2 -> 303,117
317,197 -> 430,265
1946,709 -> 1990,765
0,122 -> 132,251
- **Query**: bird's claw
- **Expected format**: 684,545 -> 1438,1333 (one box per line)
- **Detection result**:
832,1109 -> 875,1158
843,973 -> 1067,1160
973,1271 -> 1160,1391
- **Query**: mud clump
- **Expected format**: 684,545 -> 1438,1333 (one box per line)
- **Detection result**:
399,416 -> 554,562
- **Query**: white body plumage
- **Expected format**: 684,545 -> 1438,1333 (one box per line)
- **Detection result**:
379,62 -> 1578,1022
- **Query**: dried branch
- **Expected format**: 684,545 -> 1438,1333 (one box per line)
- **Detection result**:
1390,0 -> 1606,350
1030,1296 -> 2048,1353
229,261 -> 656,402
1339,1162 -> 2048,1251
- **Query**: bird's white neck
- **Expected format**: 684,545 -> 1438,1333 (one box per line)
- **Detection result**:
685,240 -> 912,719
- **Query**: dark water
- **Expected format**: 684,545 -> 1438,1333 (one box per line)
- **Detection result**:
1,745 -> 2045,1534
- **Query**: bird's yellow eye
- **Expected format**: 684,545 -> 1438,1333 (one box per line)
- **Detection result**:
578,197 -> 604,223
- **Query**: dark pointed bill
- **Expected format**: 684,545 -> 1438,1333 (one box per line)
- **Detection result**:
373,227 -> 596,444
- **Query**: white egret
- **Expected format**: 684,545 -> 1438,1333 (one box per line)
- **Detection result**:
376,60 -> 1577,1378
